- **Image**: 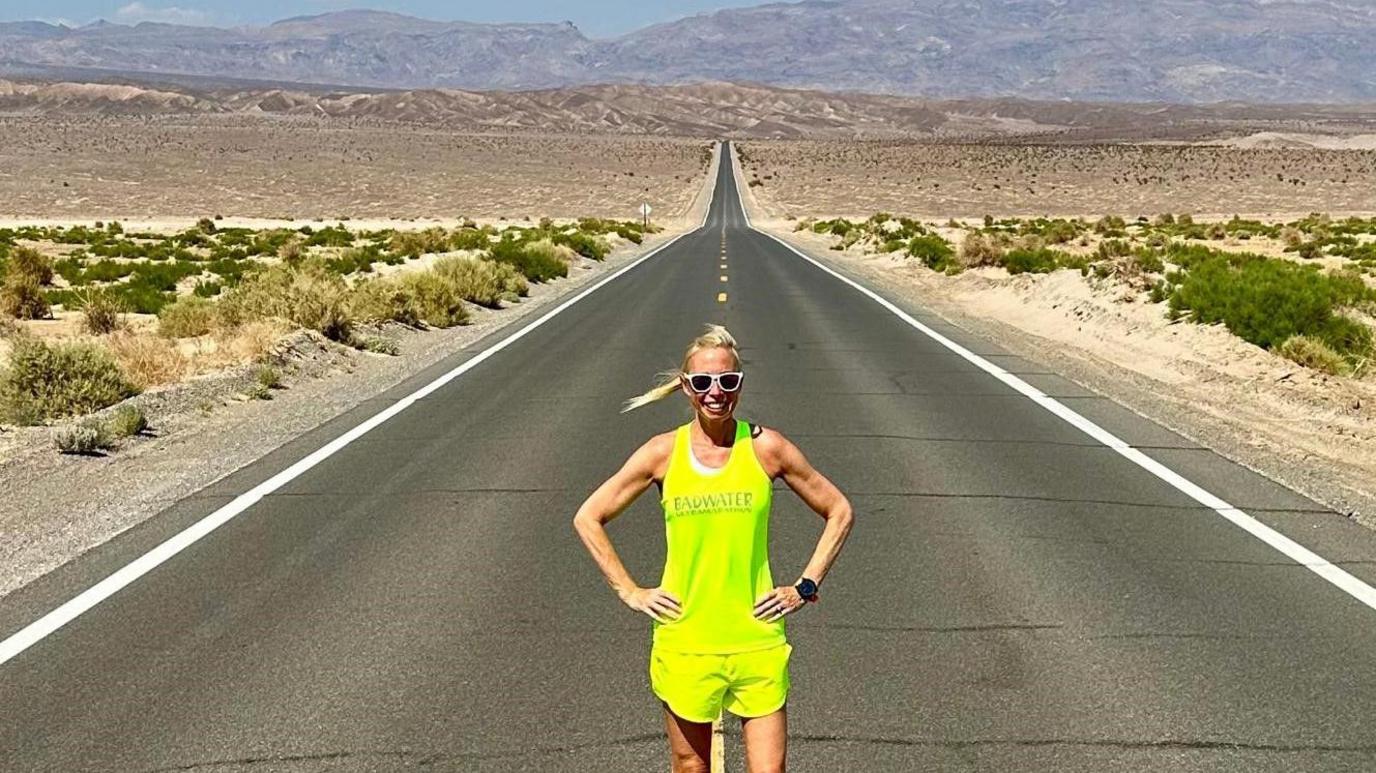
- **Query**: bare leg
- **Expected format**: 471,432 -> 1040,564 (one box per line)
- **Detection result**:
664,703 -> 713,773
741,706 -> 787,773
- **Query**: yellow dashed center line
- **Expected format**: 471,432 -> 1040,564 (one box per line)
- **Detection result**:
717,292 -> 728,303
720,263 -> 728,269
711,716 -> 725,772
720,275 -> 728,282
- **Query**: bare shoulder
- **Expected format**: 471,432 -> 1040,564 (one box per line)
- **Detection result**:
631,429 -> 678,480
748,423 -> 801,477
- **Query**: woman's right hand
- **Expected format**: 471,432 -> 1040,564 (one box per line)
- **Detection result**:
620,586 -> 682,623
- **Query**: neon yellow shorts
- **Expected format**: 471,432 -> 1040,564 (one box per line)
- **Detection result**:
650,642 -> 792,723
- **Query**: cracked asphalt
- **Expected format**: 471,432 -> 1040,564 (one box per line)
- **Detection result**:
5,146 -> 1376,771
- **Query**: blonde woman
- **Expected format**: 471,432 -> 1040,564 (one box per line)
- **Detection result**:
573,324 -> 854,773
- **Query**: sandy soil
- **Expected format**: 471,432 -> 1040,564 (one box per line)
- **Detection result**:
737,140 -> 1376,219
760,218 -> 1376,521
0,115 -> 711,223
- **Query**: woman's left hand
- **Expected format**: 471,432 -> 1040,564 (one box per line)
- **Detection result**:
753,586 -> 806,623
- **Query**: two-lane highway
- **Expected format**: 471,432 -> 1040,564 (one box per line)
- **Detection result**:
5,143 -> 1376,771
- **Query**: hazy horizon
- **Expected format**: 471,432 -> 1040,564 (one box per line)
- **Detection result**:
0,0 -> 768,37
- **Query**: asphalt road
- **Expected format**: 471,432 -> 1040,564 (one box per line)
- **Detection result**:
6,144 -> 1376,771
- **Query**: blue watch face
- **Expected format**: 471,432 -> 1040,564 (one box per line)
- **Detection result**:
796,579 -> 817,598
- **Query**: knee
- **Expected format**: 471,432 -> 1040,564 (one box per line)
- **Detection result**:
671,752 -> 710,773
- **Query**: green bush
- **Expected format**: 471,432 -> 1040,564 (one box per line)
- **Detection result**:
357,335 -> 400,355
906,235 -> 956,271
109,405 -> 148,438
449,228 -> 492,252
1168,257 -> 1374,361
256,366 -> 283,390
553,231 -> 610,260
0,336 -> 139,424
1001,248 -> 1064,275
489,238 -> 568,283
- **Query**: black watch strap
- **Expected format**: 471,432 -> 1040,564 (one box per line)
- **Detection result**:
795,577 -> 819,601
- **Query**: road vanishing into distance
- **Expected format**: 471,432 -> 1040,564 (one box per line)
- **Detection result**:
7,144 -> 1376,771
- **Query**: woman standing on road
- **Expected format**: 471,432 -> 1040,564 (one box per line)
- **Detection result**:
573,324 -> 854,773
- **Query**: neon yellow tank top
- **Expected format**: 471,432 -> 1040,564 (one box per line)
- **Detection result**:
654,419 -> 785,654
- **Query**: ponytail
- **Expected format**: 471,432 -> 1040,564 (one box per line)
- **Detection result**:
621,324 -> 740,413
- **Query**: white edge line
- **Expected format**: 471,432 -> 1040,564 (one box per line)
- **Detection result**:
0,146 -> 722,667
733,145 -> 1376,614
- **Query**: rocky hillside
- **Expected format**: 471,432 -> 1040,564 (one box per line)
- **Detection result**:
2,1 -> 1375,103
3,79 -> 1374,141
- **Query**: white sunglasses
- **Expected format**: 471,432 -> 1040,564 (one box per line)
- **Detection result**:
682,371 -> 744,393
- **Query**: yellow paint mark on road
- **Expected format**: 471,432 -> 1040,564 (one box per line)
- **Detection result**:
717,292 -> 728,303
711,715 -> 725,773
720,275 -> 728,282
720,263 -> 728,269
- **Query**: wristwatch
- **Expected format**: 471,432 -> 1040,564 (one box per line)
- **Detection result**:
795,577 -> 819,603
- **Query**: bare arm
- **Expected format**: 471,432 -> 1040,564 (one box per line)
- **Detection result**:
752,427 -> 854,620
572,434 -> 681,621
771,430 -> 854,586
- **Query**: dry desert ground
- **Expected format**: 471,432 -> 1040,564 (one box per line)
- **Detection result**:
0,115 -> 710,223
738,140 -> 1376,220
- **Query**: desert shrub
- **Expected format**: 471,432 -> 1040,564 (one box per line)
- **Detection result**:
553,231 -> 610,260
256,366 -> 283,390
1094,215 -> 1128,237
107,332 -> 189,388
1,274 -> 51,319
219,262 -> 354,342
1280,226 -> 1304,249
450,228 -> 492,252
357,335 -> 400,355
6,247 -> 53,285
1001,248 -> 1064,275
277,235 -> 306,262
433,255 -> 527,308
1276,335 -> 1349,376
393,271 -> 470,328
1167,257 -> 1374,360
488,238 -> 567,283
303,225 -> 353,248
158,296 -> 218,338
352,271 -> 470,329
390,227 -> 449,257
54,421 -> 114,455
959,232 -> 1005,268
0,336 -> 139,424
527,238 -> 580,265
109,405 -> 148,438
76,288 -> 124,334
906,235 -> 956,271
1096,240 -> 1133,259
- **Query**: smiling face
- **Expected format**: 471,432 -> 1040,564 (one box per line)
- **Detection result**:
681,346 -> 742,422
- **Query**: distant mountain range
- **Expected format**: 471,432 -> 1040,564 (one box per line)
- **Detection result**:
4,79 -> 1373,141
2,1 -> 1375,103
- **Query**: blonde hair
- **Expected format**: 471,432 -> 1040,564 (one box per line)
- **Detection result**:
622,324 -> 741,413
